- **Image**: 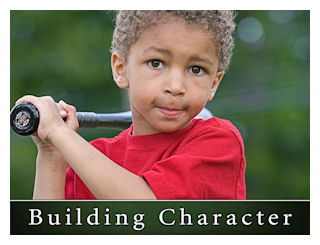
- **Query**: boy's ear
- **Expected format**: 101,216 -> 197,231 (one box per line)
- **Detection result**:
111,51 -> 129,89
207,71 -> 225,101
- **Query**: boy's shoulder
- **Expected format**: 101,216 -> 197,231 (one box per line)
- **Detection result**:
199,116 -> 235,129
194,117 -> 241,136
190,117 -> 245,148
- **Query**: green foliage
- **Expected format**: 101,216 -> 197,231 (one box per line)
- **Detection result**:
10,10 -> 309,199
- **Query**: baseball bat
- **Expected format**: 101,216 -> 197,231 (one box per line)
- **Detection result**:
10,102 -> 213,136
10,102 -> 132,136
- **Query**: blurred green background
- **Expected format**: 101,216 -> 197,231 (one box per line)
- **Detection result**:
10,10 -> 309,199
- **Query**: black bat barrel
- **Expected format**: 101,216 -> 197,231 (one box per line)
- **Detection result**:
10,102 -> 132,136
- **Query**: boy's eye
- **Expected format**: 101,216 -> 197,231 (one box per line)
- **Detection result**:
188,66 -> 205,75
148,60 -> 164,69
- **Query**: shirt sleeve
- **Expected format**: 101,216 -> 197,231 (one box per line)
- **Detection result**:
143,126 -> 246,200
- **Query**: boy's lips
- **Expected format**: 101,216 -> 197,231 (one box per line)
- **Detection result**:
156,106 -> 184,118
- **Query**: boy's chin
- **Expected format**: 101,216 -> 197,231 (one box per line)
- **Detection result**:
155,120 -> 192,133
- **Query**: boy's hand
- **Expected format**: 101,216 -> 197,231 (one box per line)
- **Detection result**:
15,95 -> 79,145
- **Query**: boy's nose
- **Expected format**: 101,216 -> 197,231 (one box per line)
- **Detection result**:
164,69 -> 186,96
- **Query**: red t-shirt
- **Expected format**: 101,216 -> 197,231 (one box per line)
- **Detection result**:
65,117 -> 246,199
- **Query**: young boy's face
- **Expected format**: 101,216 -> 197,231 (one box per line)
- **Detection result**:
112,18 -> 224,135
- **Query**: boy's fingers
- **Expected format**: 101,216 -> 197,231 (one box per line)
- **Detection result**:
15,95 -> 57,110
59,100 -> 77,113
14,96 -> 47,115
56,102 -> 68,118
58,100 -> 79,129
15,95 -> 37,105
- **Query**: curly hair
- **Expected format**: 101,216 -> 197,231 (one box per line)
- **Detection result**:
111,10 -> 236,71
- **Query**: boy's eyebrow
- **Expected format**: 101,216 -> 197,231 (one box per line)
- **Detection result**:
142,46 -> 171,55
143,46 -> 215,66
189,55 -> 214,66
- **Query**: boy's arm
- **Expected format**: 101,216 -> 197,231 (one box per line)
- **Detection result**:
49,126 -> 157,200
33,149 -> 68,199
31,102 -> 74,200
16,95 -> 157,200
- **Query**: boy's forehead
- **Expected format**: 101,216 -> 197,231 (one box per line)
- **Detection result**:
133,20 -> 218,59
143,17 -> 212,37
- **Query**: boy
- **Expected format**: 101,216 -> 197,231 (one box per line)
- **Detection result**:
16,10 -> 246,199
